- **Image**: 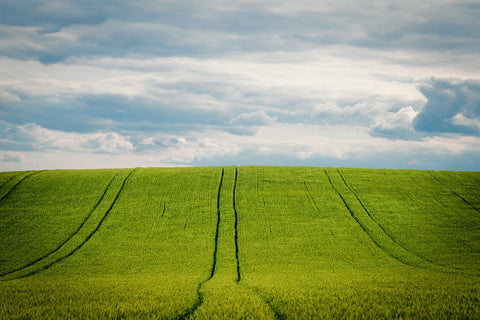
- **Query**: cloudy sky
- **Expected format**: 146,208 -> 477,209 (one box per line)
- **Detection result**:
1,0 -> 480,171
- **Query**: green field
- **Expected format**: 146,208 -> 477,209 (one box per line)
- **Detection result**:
0,166 -> 479,319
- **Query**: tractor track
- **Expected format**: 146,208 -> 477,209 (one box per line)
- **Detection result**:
336,169 -> 391,235
337,168 -> 478,269
428,171 -> 480,214
179,167 -> 280,319
335,168 -> 427,262
0,171 -> 44,204
324,170 -> 369,234
324,169 -> 427,269
325,169 -> 478,276
233,167 -> 280,319
210,167 -> 224,280
0,172 -> 22,190
177,167 -> 224,320
0,173 -> 118,278
2,169 -> 137,281
233,167 -> 241,283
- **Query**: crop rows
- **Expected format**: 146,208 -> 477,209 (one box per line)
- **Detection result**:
1,167 -> 479,319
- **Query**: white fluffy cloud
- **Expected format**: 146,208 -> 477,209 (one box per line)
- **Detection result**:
370,106 -> 419,138
1,122 -> 134,153
452,114 -> 480,131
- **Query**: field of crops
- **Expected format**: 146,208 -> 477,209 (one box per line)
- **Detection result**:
1,166 -> 479,319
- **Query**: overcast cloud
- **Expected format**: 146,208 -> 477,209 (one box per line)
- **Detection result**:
1,0 -> 480,170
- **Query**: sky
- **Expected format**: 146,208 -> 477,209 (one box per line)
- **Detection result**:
1,0 -> 480,171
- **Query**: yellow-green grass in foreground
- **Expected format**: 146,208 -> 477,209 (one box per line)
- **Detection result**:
0,167 -> 479,319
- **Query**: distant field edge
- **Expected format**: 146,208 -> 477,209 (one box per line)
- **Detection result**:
2,165 -> 480,173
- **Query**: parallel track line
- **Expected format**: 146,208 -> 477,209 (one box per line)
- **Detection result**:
325,169 -> 478,277
324,169 -> 418,268
0,172 -> 22,190
337,168 -> 426,261
0,171 -> 43,204
0,173 -> 118,278
428,171 -> 480,214
3,169 -> 137,280
337,168 -> 475,269
177,167 -> 224,320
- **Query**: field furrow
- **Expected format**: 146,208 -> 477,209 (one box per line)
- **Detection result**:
338,168 -> 480,274
0,169 -> 122,275
324,168 -> 449,272
211,167 -> 224,279
428,171 -> 480,214
0,173 -> 119,278
233,167 -> 241,283
189,167 -> 277,319
336,169 -> 479,276
0,171 -> 41,204
1,169 -> 135,280
178,167 -> 224,320
336,168 -> 436,266
234,167 -> 280,318
0,172 -> 22,190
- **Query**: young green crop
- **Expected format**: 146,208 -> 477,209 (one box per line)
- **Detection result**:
0,166 -> 479,319
236,166 -> 480,319
0,169 -> 119,276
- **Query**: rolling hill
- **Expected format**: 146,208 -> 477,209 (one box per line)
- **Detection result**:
1,166 -> 479,319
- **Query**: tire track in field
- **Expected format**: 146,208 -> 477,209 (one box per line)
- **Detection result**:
210,167 -> 224,280
324,169 -> 432,270
179,167 -> 280,319
338,169 -> 480,271
2,169 -> 137,281
336,169 -> 417,252
233,167 -> 241,283
0,171 -> 43,204
233,167 -> 282,320
0,173 -> 119,278
428,171 -> 480,214
336,169 -> 436,265
0,173 -> 22,190
324,171 -> 370,241
177,167 -> 224,320
326,169 -> 478,276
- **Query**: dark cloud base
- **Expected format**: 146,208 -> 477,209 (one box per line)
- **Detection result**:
414,78 -> 480,135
